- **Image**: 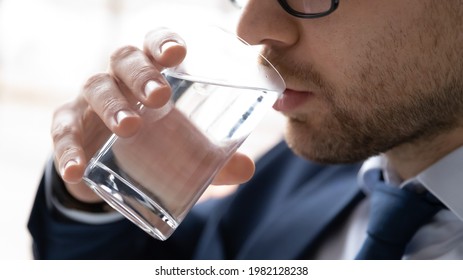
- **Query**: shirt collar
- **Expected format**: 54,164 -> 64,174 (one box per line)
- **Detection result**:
358,145 -> 463,222
357,155 -> 383,194
417,146 -> 463,221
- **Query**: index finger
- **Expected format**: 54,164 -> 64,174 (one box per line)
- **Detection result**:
143,27 -> 187,69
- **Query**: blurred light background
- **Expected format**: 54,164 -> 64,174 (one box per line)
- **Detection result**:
0,0 -> 285,259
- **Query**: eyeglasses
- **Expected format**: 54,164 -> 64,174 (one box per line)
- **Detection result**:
231,0 -> 339,19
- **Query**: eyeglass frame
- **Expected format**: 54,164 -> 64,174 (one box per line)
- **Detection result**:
278,0 -> 339,18
231,0 -> 340,19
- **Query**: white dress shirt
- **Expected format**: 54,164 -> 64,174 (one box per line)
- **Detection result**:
314,146 -> 463,259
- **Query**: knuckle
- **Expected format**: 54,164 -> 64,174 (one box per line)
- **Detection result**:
61,146 -> 82,158
82,74 -> 119,108
101,97 -> 124,117
110,45 -> 140,65
131,65 -> 157,86
51,123 -> 78,144
82,73 -> 112,94
57,146 -> 83,165
145,27 -> 182,46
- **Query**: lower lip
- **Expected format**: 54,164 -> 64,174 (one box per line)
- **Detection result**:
273,89 -> 313,112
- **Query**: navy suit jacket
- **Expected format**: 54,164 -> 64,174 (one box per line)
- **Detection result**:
28,141 -> 363,259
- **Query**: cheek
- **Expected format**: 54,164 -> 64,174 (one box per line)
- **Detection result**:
299,36 -> 365,98
304,22 -> 406,97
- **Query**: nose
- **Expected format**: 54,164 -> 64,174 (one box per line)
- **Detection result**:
236,0 -> 299,47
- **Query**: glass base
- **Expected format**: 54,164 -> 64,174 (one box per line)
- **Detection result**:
83,161 -> 178,241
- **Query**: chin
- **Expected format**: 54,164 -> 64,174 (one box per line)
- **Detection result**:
283,123 -> 329,163
284,122 -> 369,165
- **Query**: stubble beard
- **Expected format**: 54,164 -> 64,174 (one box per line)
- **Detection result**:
265,38 -> 463,165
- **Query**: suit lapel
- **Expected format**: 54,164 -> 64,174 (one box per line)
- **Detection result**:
237,174 -> 363,259
194,141 -> 363,259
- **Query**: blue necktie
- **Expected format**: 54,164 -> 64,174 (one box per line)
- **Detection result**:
356,178 -> 444,260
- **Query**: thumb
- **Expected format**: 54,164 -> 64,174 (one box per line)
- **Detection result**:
212,152 -> 255,186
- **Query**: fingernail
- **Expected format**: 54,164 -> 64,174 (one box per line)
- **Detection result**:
160,41 -> 180,54
61,159 -> 78,177
144,80 -> 164,98
115,110 -> 132,125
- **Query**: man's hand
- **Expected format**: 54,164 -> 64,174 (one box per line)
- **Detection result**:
51,28 -> 255,203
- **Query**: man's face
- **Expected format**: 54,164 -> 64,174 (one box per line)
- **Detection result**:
237,1 -> 463,164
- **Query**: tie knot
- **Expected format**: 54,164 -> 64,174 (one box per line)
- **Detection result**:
356,180 -> 444,259
368,182 -> 442,243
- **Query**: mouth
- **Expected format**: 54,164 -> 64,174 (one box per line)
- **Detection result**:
273,88 -> 313,112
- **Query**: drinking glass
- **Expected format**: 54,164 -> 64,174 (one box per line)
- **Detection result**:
83,26 -> 285,240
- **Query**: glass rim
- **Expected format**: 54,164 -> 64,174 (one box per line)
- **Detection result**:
164,25 -> 286,93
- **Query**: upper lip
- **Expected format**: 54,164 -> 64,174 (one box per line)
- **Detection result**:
284,87 -> 313,94
283,80 -> 312,93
